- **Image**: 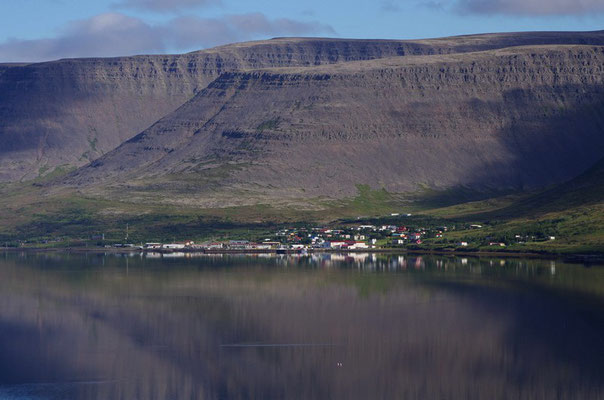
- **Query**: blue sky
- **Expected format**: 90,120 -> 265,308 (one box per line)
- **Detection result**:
1,0 -> 603,62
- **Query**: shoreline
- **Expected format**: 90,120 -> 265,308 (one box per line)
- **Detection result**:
2,246 -> 603,264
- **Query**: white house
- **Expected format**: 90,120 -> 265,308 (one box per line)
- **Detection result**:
163,243 -> 186,250
252,243 -> 273,250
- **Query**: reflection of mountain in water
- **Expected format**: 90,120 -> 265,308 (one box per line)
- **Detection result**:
0,253 -> 602,399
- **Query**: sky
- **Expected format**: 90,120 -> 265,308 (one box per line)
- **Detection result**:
0,0 -> 603,62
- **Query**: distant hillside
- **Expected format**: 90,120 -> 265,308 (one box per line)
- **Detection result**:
63,44 -> 604,208
3,30 -> 604,182
433,155 -> 604,254
485,155 -> 604,218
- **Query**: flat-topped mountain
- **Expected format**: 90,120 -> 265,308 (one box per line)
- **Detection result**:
64,43 -> 604,207
3,30 -> 604,182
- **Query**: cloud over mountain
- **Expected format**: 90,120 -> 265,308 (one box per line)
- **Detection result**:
0,12 -> 334,62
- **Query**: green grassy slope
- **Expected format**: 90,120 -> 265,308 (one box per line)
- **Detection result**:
0,158 -> 602,255
0,182 -> 409,245
425,157 -> 604,254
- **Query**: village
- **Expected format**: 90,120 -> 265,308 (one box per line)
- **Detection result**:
5,213 -> 559,252
99,214 -> 561,254
112,222 -> 450,252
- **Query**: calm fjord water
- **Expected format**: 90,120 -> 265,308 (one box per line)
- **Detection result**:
0,252 -> 602,400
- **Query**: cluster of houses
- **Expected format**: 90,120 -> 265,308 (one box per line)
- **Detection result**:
134,239 -> 370,251
109,222 -> 452,252
272,224 -> 447,247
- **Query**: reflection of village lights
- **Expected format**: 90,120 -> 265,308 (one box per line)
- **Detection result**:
116,252 -> 572,279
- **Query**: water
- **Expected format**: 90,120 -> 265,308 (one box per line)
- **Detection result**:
0,251 -> 602,399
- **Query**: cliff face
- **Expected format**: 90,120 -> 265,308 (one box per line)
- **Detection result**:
65,45 -> 604,206
3,31 -> 604,182
0,39 -> 442,182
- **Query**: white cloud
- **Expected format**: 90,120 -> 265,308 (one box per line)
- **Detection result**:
0,13 -> 164,62
114,0 -> 220,12
420,0 -> 604,15
0,12 -> 335,62
225,13 -> 335,36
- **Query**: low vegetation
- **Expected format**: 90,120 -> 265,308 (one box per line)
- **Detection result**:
1,177 -> 601,256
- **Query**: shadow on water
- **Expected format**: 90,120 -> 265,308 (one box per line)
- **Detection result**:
422,277 -> 604,389
0,251 -> 603,399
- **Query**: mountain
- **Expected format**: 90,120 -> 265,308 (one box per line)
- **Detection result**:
63,43 -> 604,208
3,31 -> 604,182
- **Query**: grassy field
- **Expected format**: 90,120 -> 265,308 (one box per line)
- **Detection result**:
419,160 -> 604,254
0,168 -> 602,255
0,182 -> 397,244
